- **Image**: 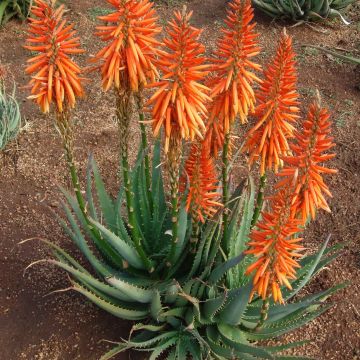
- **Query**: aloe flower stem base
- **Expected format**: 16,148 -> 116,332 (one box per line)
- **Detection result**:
135,91 -> 153,214
55,109 -> 85,210
254,298 -> 270,331
251,174 -> 267,227
222,132 -> 231,249
166,134 -> 182,269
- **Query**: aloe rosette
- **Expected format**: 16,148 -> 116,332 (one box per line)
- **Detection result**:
0,0 -> 33,25
252,0 -> 356,23
24,141 -> 344,359
0,79 -> 21,152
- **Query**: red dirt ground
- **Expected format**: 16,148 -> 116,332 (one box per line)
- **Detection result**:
0,0 -> 359,359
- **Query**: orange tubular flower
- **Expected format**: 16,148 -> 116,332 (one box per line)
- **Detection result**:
207,0 -> 261,151
245,189 -> 305,303
243,30 -> 300,175
147,9 -> 210,152
276,97 -> 337,224
93,0 -> 161,92
25,0 -> 85,113
180,142 -> 222,223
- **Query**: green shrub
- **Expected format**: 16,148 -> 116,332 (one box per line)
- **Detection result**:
0,0 -> 33,25
252,0 -> 356,23
0,76 -> 21,152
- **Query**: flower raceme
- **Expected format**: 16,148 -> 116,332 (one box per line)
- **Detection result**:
243,30 -> 300,175
276,97 -> 337,223
146,9 -> 210,152
245,96 -> 336,303
245,189 -> 305,303
93,0 -> 161,92
25,0 -> 85,113
206,0 -> 261,156
180,142 -> 222,223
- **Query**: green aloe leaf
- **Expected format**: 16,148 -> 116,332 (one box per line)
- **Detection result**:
218,281 -> 253,325
201,291 -> 228,322
127,331 -> 179,348
99,343 -> 128,360
106,275 -> 154,303
58,202 -> 112,277
0,1 -> 11,25
266,282 -> 347,322
60,188 -> 123,269
208,253 -> 245,285
267,340 -> 310,353
149,336 -> 178,360
89,218 -> 145,270
73,282 -> 149,320
245,304 -> 332,340
91,157 -> 117,232
49,259 -> 136,302
284,236 -> 331,300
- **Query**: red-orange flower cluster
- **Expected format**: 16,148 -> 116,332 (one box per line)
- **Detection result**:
93,0 -> 161,92
243,30 -> 299,175
245,189 -> 304,303
246,95 -> 336,303
206,0 -> 261,155
180,142 -> 222,222
25,0 -> 85,113
147,9 -> 210,152
276,98 -> 337,223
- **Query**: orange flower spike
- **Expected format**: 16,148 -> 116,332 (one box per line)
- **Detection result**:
277,96 -> 337,223
180,142 -> 222,223
147,9 -> 210,152
245,189 -> 305,303
243,29 -> 300,175
209,0 -> 261,136
25,0 -> 85,113
93,0 -> 161,92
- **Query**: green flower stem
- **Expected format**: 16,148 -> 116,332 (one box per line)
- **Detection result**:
222,132 -> 231,249
55,110 -> 85,211
136,93 -> 154,214
64,145 -> 85,210
254,298 -> 270,331
251,174 -> 267,227
166,135 -> 182,271
169,181 -> 179,263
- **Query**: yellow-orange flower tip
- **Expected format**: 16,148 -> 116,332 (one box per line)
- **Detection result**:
24,0 -> 85,114
147,9 -> 210,152
93,0 -> 161,92
180,142 -> 222,223
243,28 -> 299,176
276,94 -> 337,224
245,190 -> 304,303
209,0 -> 261,134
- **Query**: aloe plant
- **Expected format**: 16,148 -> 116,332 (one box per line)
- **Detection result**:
252,0 -> 356,23
22,1 -> 344,359
24,139 -> 345,359
0,0 -> 33,25
0,79 -> 21,152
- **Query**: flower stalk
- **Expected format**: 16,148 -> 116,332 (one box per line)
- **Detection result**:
251,173 -> 267,227
222,132 -> 231,247
55,108 -> 85,209
134,89 -> 153,213
166,133 -> 182,267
